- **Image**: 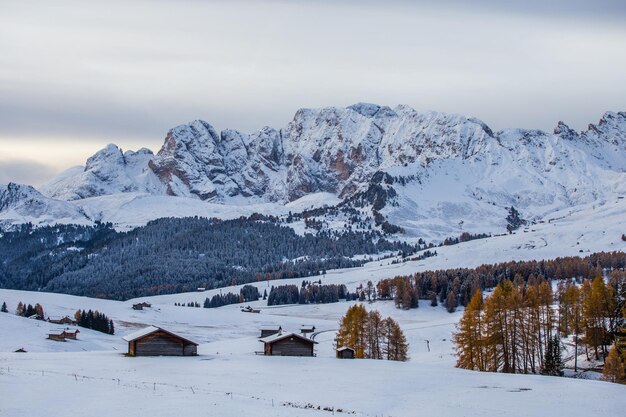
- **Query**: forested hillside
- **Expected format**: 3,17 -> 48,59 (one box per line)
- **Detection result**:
0,216 -> 420,300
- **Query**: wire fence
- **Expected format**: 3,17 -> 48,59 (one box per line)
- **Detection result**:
0,365 -> 383,416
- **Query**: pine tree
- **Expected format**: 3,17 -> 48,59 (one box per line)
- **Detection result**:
16,301 -> 24,316
541,335 -> 563,376
0,302 -> 7,313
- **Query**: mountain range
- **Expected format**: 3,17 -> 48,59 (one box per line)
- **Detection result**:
1,103 -> 625,240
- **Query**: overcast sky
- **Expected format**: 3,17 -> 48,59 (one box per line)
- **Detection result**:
1,0 -> 625,186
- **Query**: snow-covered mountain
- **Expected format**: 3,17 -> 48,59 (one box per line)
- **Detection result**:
0,183 -> 90,228
3,104 -> 625,238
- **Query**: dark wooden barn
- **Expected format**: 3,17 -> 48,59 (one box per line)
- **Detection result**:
63,329 -> 80,340
260,326 -> 282,338
48,316 -> 77,325
300,325 -> 316,336
48,331 -> 66,342
123,326 -> 198,357
259,332 -> 317,357
132,302 -> 152,311
336,346 -> 355,359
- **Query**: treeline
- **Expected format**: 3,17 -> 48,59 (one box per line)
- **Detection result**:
0,217 -> 421,300
267,282 -> 349,306
442,232 -> 490,246
335,304 -> 408,361
15,301 -> 45,319
74,309 -> 115,335
203,285 -> 260,308
377,251 -> 626,313
454,271 -> 625,375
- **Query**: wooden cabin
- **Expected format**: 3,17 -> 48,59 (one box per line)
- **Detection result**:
132,302 -> 152,310
260,326 -> 282,338
300,325 -> 316,336
259,332 -> 317,357
122,326 -> 198,357
48,331 -> 66,342
48,316 -> 77,325
336,346 -> 355,359
63,329 -> 80,340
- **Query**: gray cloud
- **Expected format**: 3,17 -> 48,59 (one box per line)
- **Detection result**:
0,0 -> 624,184
0,159 -> 60,187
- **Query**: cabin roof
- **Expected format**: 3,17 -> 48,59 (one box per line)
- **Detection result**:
260,326 -> 282,331
259,332 -> 318,345
122,326 -> 198,345
337,346 -> 354,352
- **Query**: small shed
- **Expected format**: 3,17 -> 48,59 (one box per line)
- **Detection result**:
260,326 -> 282,338
48,331 -> 66,342
336,346 -> 355,359
122,326 -> 198,357
63,329 -> 80,340
300,325 -> 316,336
259,332 -> 317,357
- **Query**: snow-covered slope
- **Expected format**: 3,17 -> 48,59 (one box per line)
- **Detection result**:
5,105 -> 625,237
0,183 -> 90,229
2,205 -> 625,417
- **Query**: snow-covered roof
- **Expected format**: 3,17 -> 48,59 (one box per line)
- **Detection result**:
122,325 -> 198,345
260,326 -> 281,330
122,325 -> 160,342
259,332 -> 318,345
337,346 -> 354,352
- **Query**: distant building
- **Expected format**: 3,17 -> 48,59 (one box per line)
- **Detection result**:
260,326 -> 282,338
48,330 -> 66,342
63,329 -> 80,340
122,326 -> 198,356
197,287 -> 206,292
132,302 -> 152,310
48,316 -> 77,325
300,325 -> 316,336
259,332 -> 317,357
336,346 -> 355,359
48,328 -> 80,342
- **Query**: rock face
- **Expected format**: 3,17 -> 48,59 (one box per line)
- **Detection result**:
41,144 -> 161,201
36,105 -> 626,212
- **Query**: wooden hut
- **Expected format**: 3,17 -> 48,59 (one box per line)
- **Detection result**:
259,332 -> 317,357
336,346 -> 355,359
63,329 -> 80,340
300,325 -> 316,336
48,331 -> 66,342
122,326 -> 198,357
132,302 -> 152,310
48,316 -> 77,325
260,326 -> 282,338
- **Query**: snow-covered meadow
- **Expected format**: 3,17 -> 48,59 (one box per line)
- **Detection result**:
1,199 -> 626,417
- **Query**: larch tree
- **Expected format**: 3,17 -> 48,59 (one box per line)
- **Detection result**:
454,290 -> 485,371
602,343 -> 625,383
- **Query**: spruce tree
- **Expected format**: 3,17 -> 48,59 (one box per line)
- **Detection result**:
0,302 -> 7,313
